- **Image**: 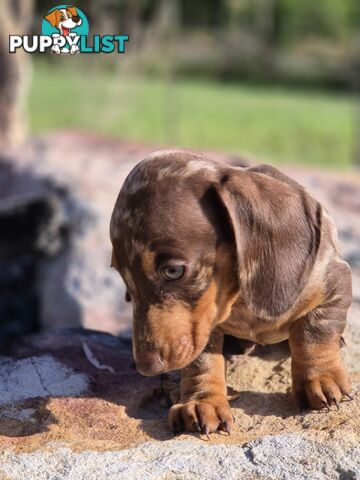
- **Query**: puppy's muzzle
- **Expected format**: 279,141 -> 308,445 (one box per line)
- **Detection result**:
135,351 -> 164,376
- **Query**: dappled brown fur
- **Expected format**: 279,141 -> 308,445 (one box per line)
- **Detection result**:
110,150 -> 352,435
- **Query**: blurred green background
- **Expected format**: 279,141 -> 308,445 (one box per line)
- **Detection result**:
28,0 -> 359,169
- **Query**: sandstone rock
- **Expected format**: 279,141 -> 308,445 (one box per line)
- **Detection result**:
1,435 -> 359,480
0,355 -> 89,404
0,158 -> 72,350
0,327 -> 357,479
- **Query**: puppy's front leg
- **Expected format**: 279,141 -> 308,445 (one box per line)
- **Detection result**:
289,298 -> 352,411
168,328 -> 233,436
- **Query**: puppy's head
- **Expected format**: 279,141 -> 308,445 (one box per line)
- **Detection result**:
45,6 -> 82,32
110,152 -> 320,375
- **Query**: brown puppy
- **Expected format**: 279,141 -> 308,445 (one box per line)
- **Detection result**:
110,150 -> 352,436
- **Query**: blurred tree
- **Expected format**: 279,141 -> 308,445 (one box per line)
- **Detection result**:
28,0 -> 360,92
181,0 -> 226,27
228,0 -> 357,44
277,0 -> 354,43
86,0 -> 162,49
0,0 -> 34,151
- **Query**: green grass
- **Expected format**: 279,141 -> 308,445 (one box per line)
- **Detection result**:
28,61 -> 356,169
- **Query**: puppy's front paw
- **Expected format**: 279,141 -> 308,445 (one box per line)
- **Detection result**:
292,362 -> 352,411
168,395 -> 233,438
51,45 -> 61,55
70,44 -> 79,54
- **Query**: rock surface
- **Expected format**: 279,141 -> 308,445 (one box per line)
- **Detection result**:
0,158 -> 72,350
1,435 -> 360,480
0,327 -> 359,479
1,132 -> 359,479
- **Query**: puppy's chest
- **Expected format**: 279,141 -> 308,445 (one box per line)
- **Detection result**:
220,302 -> 291,345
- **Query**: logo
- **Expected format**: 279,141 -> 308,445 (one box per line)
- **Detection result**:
9,5 -> 129,55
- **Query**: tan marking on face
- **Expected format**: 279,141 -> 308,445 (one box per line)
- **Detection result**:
127,238 -> 147,262
133,245 -> 239,372
135,293 -> 219,372
143,302 -> 195,367
142,249 -> 156,277
194,263 -> 213,292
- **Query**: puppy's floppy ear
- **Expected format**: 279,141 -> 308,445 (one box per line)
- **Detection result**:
44,10 -> 59,27
215,166 -> 321,318
67,6 -> 78,16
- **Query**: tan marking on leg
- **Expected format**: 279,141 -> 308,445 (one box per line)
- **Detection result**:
169,329 -> 232,435
292,284 -> 326,321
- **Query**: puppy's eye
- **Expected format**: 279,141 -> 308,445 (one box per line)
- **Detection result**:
60,14 -> 65,20
160,265 -> 185,281
67,12 -> 72,17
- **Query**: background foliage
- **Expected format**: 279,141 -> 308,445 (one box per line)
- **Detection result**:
26,0 -> 360,168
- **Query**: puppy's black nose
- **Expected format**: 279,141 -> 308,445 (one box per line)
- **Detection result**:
72,15 -> 80,23
136,352 -> 164,376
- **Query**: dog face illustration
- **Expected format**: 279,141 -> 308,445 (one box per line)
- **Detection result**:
44,6 -> 82,36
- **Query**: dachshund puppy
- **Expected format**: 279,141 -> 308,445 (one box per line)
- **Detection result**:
110,151 -> 352,436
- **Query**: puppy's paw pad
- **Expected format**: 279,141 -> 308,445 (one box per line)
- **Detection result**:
168,396 -> 233,438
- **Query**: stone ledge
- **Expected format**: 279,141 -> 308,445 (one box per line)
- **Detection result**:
0,328 -> 358,480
